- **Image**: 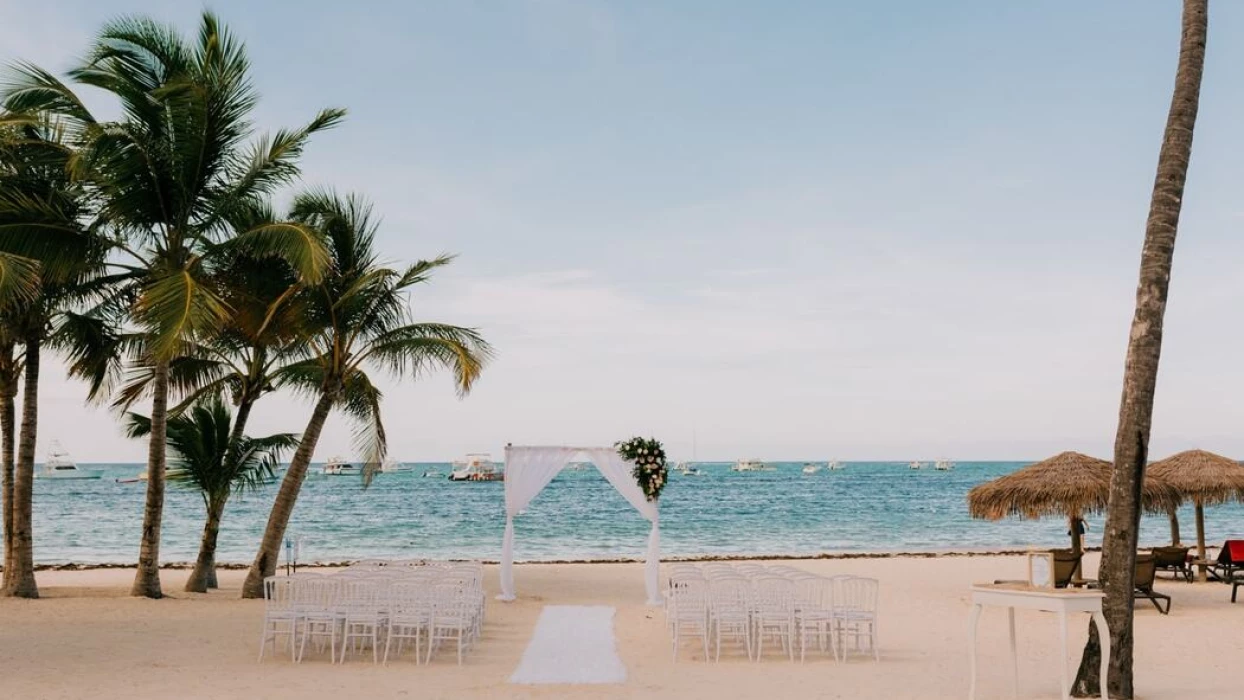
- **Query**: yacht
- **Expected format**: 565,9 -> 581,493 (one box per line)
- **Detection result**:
421,467 -> 443,478
826,459 -> 844,471
322,457 -> 361,476
909,461 -> 924,470
38,441 -> 101,480
379,457 -> 409,473
449,453 -> 503,482
731,458 -> 773,472
934,459 -> 955,471
801,462 -> 821,475
676,462 -> 704,477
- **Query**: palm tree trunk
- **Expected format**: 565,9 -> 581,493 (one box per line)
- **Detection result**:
1167,506 -> 1181,546
1194,500 -> 1207,582
241,390 -> 334,599
5,334 -> 40,598
185,497 -> 225,593
1072,2 -> 1207,696
130,358 -> 169,598
1,342 -> 16,590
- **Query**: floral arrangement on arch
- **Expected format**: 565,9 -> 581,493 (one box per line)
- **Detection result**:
616,436 -> 667,502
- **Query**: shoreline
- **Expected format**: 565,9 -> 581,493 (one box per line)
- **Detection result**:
23,546 -> 1104,571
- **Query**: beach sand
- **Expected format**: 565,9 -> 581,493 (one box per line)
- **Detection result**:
2,553 -> 1238,699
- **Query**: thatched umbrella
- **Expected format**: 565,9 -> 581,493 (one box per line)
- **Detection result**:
1147,449 -> 1244,581
967,451 -> 1182,559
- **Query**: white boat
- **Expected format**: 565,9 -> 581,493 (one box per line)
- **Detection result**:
421,468 -> 443,478
801,463 -> 821,475
676,462 -> 704,477
38,441 -> 101,480
934,459 -> 955,471
322,457 -> 361,476
827,459 -> 844,471
379,457 -> 409,473
449,453 -> 503,482
909,461 -> 924,470
731,458 -> 773,472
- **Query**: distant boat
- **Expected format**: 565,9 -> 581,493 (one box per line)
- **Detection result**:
826,459 -> 844,471
116,471 -> 148,484
322,457 -> 361,476
909,461 -> 924,470
731,458 -> 773,472
38,441 -> 102,480
676,462 -> 704,477
934,459 -> 955,471
421,468 -> 443,478
449,453 -> 503,482
379,457 -> 409,473
801,463 -> 821,475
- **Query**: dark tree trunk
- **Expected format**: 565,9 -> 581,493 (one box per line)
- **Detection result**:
1073,2 -> 1207,696
5,334 -> 40,598
131,359 -> 169,598
185,498 -> 225,593
241,391 -> 335,598
1,341 -> 16,590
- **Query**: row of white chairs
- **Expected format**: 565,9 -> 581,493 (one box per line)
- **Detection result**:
665,563 -> 880,663
259,561 -> 486,665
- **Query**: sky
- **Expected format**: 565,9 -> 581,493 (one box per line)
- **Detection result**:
2,1 -> 1244,462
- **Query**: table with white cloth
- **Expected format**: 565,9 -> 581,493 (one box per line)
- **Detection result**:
967,584 -> 1109,700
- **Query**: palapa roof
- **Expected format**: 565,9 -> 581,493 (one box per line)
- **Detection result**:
1147,449 -> 1244,507
967,451 -> 1181,521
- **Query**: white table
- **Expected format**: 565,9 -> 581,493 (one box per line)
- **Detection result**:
967,584 -> 1109,700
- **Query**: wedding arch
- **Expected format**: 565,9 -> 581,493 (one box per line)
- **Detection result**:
498,445 -> 662,605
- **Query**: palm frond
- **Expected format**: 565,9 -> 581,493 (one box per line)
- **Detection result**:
355,322 -> 493,396
133,268 -> 231,360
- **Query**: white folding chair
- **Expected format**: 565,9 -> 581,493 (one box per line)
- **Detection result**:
384,580 -> 432,664
834,576 -> 880,661
752,576 -> 795,661
425,583 -> 475,665
338,579 -> 387,663
258,576 -> 299,662
709,576 -> 753,661
296,576 -> 342,663
668,577 -> 710,662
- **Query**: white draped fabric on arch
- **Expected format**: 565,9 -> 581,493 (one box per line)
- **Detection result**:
498,445 -> 662,605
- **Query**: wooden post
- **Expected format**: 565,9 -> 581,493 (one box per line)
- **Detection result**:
1167,507 -> 1181,546
1195,501 -> 1207,582
1069,515 -> 1085,585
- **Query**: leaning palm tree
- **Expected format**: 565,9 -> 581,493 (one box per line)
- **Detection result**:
126,398 -> 297,592
1073,1 -> 1208,697
1,12 -> 342,597
241,191 -> 494,598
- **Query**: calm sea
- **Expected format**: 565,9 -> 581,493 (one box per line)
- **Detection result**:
30,461 -> 1244,565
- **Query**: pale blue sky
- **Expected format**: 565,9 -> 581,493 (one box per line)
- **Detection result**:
3,1 -> 1244,461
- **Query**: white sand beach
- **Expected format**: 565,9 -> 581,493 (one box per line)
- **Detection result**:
2,553 -> 1239,700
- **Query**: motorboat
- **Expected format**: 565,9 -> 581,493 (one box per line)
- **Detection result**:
731,458 -> 773,472
421,468 -> 443,478
322,457 -> 361,476
38,441 -> 102,480
116,471 -> 148,484
801,463 -> 821,475
379,457 -> 409,473
909,461 -> 924,470
826,459 -> 844,471
676,462 -> 704,477
934,459 -> 955,471
449,453 -> 503,482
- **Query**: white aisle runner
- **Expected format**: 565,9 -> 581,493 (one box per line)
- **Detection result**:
509,606 -> 627,684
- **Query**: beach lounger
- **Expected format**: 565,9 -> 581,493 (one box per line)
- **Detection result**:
1087,553 -> 1170,614
994,550 -> 1081,589
1207,540 -> 1244,583
1151,546 -> 1193,582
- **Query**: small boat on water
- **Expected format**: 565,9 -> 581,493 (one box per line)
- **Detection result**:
421,468 -> 443,478
826,459 -> 844,471
322,457 -> 361,476
449,453 -> 503,482
731,458 -> 773,472
909,461 -> 924,470
801,463 -> 821,475
379,457 -> 409,473
116,471 -> 148,484
676,462 -> 704,477
934,459 -> 955,471
38,441 -> 102,480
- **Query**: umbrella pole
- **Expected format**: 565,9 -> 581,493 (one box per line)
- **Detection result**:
1167,506 -> 1181,546
1195,500 -> 1207,583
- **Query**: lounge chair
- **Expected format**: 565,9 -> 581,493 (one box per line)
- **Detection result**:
1232,579 -> 1242,604
1208,540 -> 1244,583
1151,546 -> 1192,582
1133,554 -> 1171,614
1088,553 -> 1170,614
995,550 -> 1082,589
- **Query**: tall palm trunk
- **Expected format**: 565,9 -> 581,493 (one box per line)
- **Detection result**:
242,390 -> 335,599
1073,2 -> 1207,696
1,342 -> 16,589
1166,506 -> 1181,546
131,359 -> 169,598
5,334 -> 40,598
185,497 -> 225,593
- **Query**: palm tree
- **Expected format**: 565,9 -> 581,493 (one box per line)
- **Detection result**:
0,114 -> 105,599
1072,1 -> 1208,697
240,191 -> 494,598
126,398 -> 297,592
1,12 -> 342,597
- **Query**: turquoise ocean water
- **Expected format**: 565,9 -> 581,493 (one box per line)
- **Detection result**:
31,461 -> 1244,565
